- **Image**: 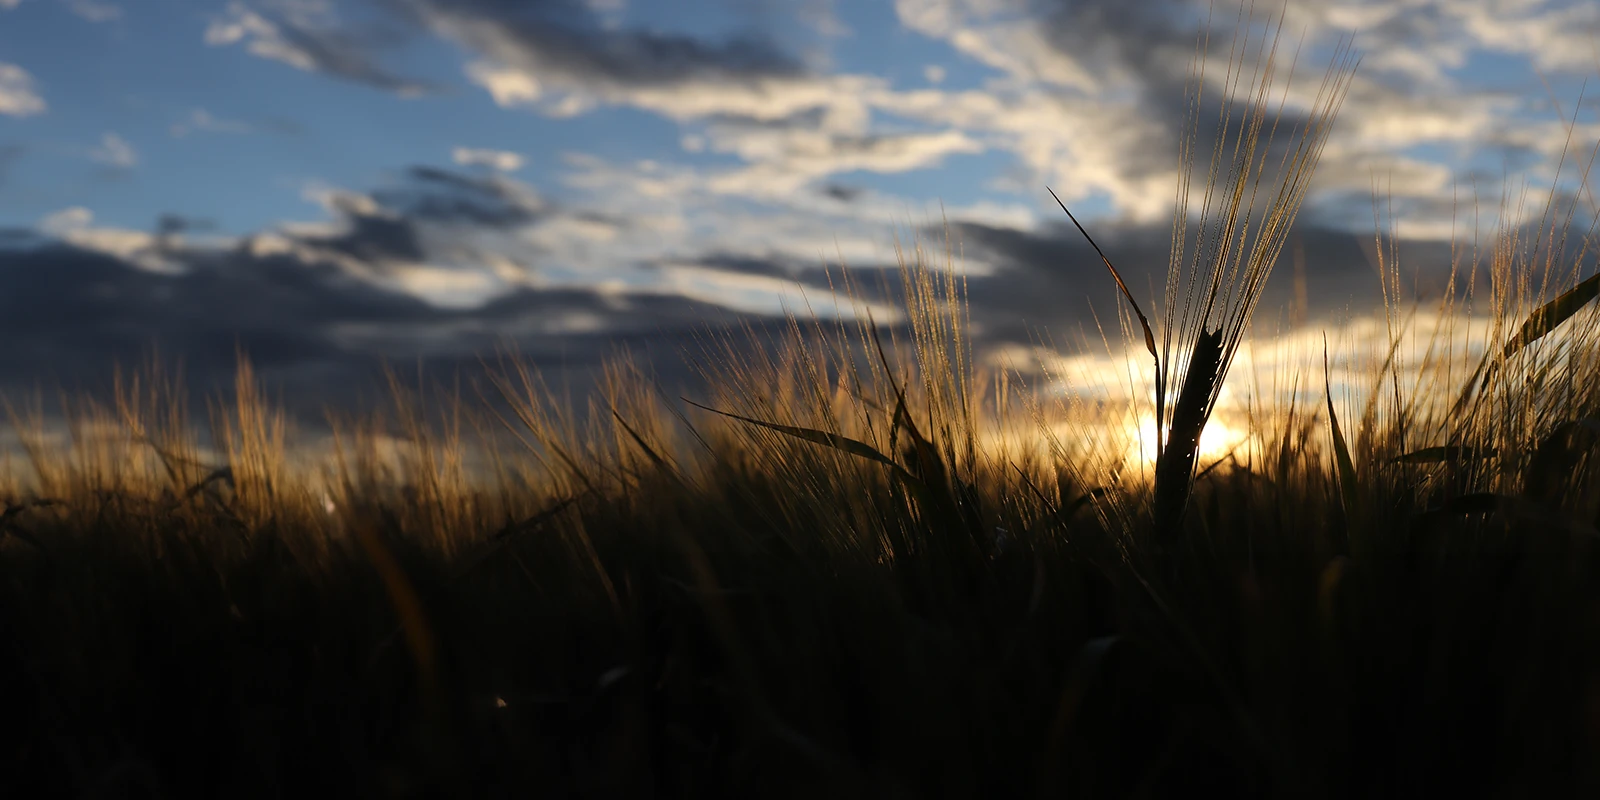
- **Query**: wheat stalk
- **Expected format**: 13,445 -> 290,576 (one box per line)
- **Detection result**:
1056,17 -> 1357,539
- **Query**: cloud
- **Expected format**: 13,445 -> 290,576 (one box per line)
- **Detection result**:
205,1 -> 429,95
0,63 -> 45,117
38,206 -> 95,236
452,146 -> 525,172
390,0 -> 1239,219
170,108 -> 254,137
0,212 -> 778,423
699,124 -> 986,197
404,0 -> 808,93
36,206 -> 176,272
242,165 -> 558,309
155,214 -> 217,236
389,0 -> 1010,207
299,189 -> 428,263
0,0 -> 18,9
398,0 -> 881,124
896,0 -> 1100,91
88,132 -> 137,168
879,0 -> 1600,238
63,0 -> 120,22
0,161 -> 1499,438
1452,0 -> 1600,74
822,183 -> 862,202
0,238 -> 450,404
945,215 -> 1472,369
371,165 -> 548,228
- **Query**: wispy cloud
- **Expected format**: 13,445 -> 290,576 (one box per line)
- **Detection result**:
699,125 -> 985,198
169,108 -> 253,138
400,0 -> 877,130
0,63 -> 45,117
63,0 -> 120,23
36,206 -> 175,271
452,146 -> 524,172
88,132 -> 137,168
881,0 -> 1600,237
205,1 -> 429,94
38,206 -> 95,236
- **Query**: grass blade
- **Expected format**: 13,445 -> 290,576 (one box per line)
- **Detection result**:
1502,271 -> 1600,358
1062,487 -> 1111,520
1324,338 -> 1359,519
611,407 -> 690,490
1525,417 -> 1600,504
1390,446 -> 1497,464
867,313 -> 936,480
1047,186 -> 1159,363
682,397 -> 925,490
491,492 -> 584,543
866,315 -> 956,497
1455,272 -> 1600,420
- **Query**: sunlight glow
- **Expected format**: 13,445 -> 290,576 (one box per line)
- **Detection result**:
1127,417 -> 1249,470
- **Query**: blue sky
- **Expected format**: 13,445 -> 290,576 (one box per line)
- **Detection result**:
0,0 -> 1033,234
1,0 -> 1598,415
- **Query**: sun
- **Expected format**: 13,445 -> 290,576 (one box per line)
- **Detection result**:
1127,417 -> 1247,469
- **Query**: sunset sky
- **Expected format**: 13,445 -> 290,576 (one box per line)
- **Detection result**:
1,0 -> 1597,422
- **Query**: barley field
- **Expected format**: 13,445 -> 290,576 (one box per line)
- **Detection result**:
5,24 -> 1600,800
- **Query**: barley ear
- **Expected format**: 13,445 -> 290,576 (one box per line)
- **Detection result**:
1152,326 -> 1224,538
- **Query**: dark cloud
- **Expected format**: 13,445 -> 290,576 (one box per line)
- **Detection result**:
627,214 -> 1451,368
0,228 -> 44,248
155,214 -> 217,236
0,234 -> 768,424
310,193 -> 427,263
0,147 -> 853,426
947,217 -> 1462,355
685,252 -> 842,284
822,183 -> 862,203
372,166 -> 547,228
1033,0 -> 1329,189
298,164 -> 551,270
276,28 -> 425,94
0,200 -> 1492,436
390,0 -> 807,92
1034,0 -> 1203,80
0,243 -> 363,393
214,2 -> 431,94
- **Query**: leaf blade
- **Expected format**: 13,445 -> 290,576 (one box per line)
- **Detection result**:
1324,338 -> 1359,518
1503,271 -> 1600,359
682,397 -> 926,491
1390,446 -> 1496,464
1047,186 -> 1158,362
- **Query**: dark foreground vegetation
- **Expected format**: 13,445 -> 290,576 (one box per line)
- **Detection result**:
6,28 -> 1600,800
4,249 -> 1600,797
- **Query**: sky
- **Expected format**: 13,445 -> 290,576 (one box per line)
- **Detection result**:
1,0 -> 1599,428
